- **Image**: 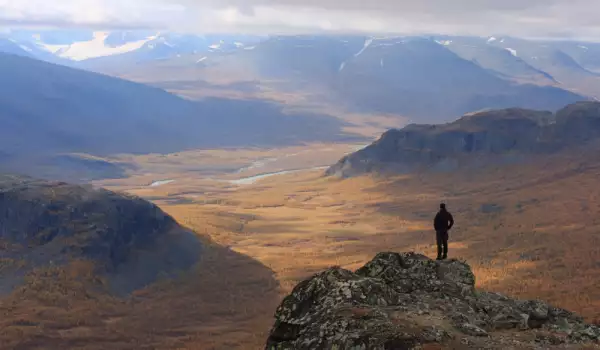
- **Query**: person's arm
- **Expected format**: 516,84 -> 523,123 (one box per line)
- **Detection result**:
448,213 -> 454,230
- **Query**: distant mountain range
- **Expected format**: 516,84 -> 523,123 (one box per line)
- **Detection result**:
3,29 -> 600,180
2,30 -> 599,122
1,29 -> 264,63
0,52 -> 358,181
327,101 -> 600,177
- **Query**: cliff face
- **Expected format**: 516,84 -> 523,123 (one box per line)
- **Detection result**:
266,252 -> 600,349
0,174 -> 202,295
327,101 -> 600,177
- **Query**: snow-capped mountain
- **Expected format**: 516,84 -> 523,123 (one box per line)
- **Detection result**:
2,30 -> 597,123
0,29 -> 266,63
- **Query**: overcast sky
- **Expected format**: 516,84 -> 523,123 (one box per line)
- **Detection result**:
1,0 -> 599,40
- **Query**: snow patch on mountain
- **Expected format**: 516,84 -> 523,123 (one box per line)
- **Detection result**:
7,38 -> 33,53
354,38 -> 373,57
37,31 -> 158,61
196,56 -> 207,63
19,44 -> 33,53
159,37 -> 174,48
487,37 -> 497,43
435,40 -> 452,46
505,48 -> 518,57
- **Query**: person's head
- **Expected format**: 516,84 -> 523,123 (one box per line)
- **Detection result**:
440,203 -> 446,211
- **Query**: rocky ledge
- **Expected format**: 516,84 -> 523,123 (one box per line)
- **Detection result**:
266,252 -> 600,349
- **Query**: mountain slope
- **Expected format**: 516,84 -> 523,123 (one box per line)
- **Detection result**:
436,36 -> 558,84
2,30 -> 266,64
93,35 -> 588,123
233,36 -> 587,120
0,174 -> 280,349
0,174 -> 202,295
440,36 -> 600,98
0,53 -> 355,171
0,39 -> 35,58
327,101 -> 600,177
333,37 -> 583,120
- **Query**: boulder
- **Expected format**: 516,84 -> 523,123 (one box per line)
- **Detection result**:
266,252 -> 600,349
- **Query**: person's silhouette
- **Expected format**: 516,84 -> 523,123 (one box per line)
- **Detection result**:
433,203 -> 454,260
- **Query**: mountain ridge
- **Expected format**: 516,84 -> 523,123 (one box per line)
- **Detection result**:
74,34 -> 589,123
327,101 -> 600,177
0,52 -> 358,180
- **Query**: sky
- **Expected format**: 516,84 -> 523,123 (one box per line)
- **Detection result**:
1,0 -> 600,40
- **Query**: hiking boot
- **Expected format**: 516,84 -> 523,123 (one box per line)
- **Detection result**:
436,256 -> 443,261
442,255 -> 447,260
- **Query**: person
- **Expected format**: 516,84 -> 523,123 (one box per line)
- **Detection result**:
433,203 -> 454,260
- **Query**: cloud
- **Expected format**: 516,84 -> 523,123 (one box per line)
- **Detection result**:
2,0 -> 600,40
0,0 -> 185,30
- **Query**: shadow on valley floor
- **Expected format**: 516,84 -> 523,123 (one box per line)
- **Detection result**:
0,234 -> 281,350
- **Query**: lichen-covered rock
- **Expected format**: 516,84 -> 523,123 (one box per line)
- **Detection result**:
266,252 -> 600,349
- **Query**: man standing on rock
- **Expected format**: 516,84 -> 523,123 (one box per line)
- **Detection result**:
434,203 -> 454,260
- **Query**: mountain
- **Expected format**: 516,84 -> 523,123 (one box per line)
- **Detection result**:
0,174 -> 281,348
555,41 -> 600,73
0,38 -> 34,57
2,30 -> 592,123
0,52 -> 356,180
327,101 -> 600,177
0,37 -> 69,65
331,37 -> 583,120
88,35 -> 588,123
0,174 -> 202,295
1,29 -> 265,63
439,36 -> 600,97
266,252 -> 600,349
433,36 -> 558,85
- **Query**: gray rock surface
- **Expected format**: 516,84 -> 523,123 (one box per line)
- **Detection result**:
266,252 -> 600,349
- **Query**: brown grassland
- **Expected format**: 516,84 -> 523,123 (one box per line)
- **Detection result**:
105,146 -> 600,348
0,238 -> 280,350
153,150 -> 600,323
4,143 -> 600,349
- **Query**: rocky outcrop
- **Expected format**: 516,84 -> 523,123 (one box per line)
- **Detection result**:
327,101 -> 600,177
266,252 -> 600,349
0,174 -> 202,295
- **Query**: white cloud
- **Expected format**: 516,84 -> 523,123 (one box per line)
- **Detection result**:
0,0 -> 185,29
2,0 -> 600,40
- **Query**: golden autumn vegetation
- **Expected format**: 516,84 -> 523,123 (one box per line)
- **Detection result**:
4,143 -> 600,349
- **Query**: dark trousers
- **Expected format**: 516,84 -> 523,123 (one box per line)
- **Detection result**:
436,230 -> 449,258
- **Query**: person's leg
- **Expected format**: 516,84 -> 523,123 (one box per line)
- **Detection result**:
442,231 -> 449,259
436,231 -> 443,260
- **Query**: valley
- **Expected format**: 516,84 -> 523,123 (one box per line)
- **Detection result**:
3,27 -> 600,349
4,98 -> 600,348
84,139 -> 600,348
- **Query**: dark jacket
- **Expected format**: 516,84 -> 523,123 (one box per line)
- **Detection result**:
434,209 -> 454,231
